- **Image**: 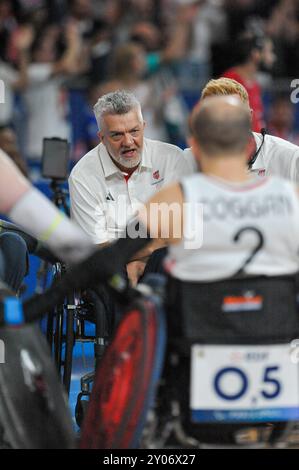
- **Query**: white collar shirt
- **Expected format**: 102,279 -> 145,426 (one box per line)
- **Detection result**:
69,138 -> 189,243
251,132 -> 299,180
183,132 -> 299,182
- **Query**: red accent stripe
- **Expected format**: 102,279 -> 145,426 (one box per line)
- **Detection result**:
223,295 -> 263,304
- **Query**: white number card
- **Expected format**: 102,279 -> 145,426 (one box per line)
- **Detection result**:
190,344 -> 299,423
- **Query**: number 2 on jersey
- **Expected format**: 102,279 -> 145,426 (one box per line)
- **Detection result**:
233,226 -> 264,277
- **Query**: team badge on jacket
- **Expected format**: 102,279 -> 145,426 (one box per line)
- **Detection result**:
151,169 -> 164,186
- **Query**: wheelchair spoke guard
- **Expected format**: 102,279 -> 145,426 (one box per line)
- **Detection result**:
80,296 -> 166,449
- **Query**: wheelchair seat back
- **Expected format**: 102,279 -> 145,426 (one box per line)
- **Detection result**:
158,274 -> 299,447
167,275 -> 299,346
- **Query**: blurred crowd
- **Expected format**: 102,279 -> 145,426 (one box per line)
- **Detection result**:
0,0 -> 299,177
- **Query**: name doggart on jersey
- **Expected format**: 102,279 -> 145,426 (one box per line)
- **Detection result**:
200,194 -> 293,220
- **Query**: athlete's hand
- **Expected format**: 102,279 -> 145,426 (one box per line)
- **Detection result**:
126,260 -> 146,287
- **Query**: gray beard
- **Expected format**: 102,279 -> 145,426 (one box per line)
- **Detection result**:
110,152 -> 141,169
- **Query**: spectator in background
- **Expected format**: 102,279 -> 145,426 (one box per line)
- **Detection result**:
23,21 -> 83,166
68,0 -> 94,37
106,2 -> 194,145
0,26 -> 32,126
99,0 -> 126,31
223,32 -> 276,132
7,0 -> 50,64
0,125 -> 28,175
71,1 -> 194,159
267,95 -> 299,146
0,0 -> 17,61
129,11 -> 193,74
100,0 -> 157,43
1,0 -> 297,171
266,0 -> 299,79
88,19 -> 114,85
175,0 -> 227,90
223,0 -> 268,39
107,41 -> 187,142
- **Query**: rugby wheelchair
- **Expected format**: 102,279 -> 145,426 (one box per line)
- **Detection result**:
51,268 -> 299,449
137,274 -> 299,449
0,219 -> 299,449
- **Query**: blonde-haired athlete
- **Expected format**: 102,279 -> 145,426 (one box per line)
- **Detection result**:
201,77 -> 249,104
184,77 -> 299,182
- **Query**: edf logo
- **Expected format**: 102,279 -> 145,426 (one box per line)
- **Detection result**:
0,80 -> 4,104
0,340 -> 4,363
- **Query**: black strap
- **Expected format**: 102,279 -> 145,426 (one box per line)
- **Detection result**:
248,128 -> 267,170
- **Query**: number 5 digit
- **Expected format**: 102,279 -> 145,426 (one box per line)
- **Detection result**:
261,366 -> 281,399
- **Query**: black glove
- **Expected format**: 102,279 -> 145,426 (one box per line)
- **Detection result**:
23,223 -> 152,323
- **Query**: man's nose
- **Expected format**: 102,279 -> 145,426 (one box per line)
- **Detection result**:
123,132 -> 134,146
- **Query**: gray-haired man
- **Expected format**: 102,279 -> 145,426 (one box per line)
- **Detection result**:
69,89 -> 190,286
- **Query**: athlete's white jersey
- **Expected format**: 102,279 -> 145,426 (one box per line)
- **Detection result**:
165,174 -> 299,282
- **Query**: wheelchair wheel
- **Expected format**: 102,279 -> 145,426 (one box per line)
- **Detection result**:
79,296 -> 166,449
47,263 -> 64,371
0,324 -> 75,448
62,291 -> 76,395
54,303 -> 64,373
47,263 -> 76,396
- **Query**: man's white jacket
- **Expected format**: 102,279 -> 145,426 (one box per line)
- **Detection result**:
184,133 -> 299,181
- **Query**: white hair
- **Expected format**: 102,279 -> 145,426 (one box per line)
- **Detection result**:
93,89 -> 143,129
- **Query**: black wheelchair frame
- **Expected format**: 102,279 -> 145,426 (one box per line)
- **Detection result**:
45,260 -> 111,427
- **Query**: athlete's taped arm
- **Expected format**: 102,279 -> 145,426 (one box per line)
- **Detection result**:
0,218 -> 153,327
21,219 -> 153,322
8,187 -> 94,264
0,148 -> 30,213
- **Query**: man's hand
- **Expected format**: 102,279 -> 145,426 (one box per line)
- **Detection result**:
126,260 -> 146,287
